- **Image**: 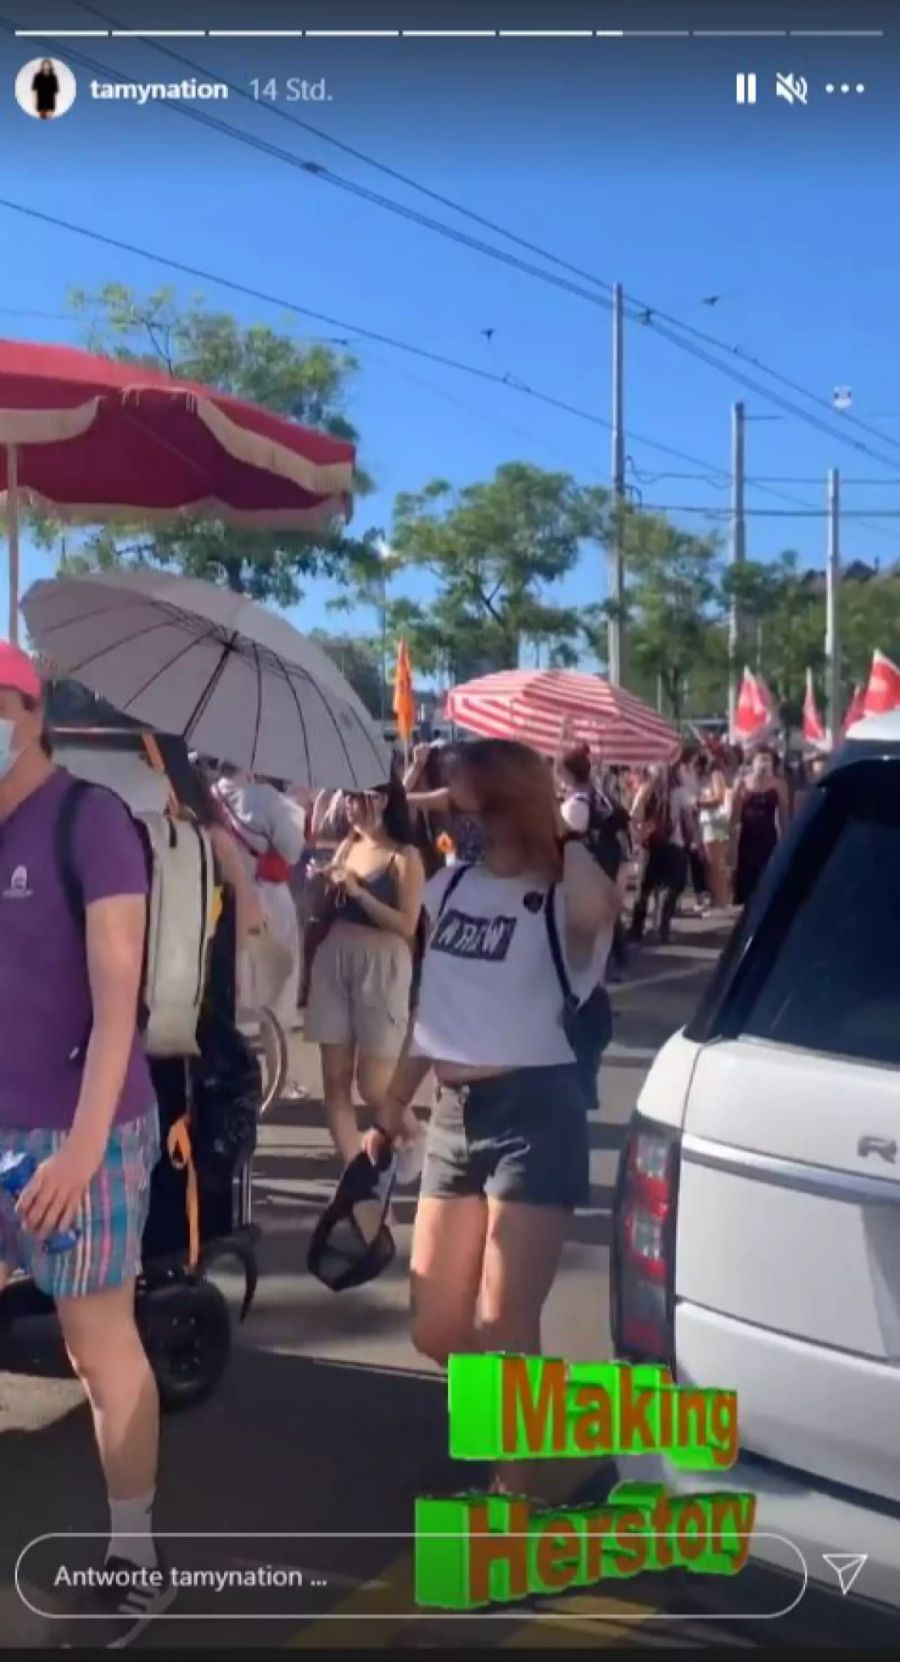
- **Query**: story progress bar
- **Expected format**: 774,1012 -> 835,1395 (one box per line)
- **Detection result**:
14,28 -> 888,41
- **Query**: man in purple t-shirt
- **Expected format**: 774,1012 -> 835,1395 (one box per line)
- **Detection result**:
0,643 -> 172,1641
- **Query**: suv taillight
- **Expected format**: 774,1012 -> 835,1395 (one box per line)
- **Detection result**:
611,1115 -> 680,1367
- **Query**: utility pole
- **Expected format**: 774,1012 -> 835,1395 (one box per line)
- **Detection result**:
609,282 -> 626,686
376,539 -> 391,734
727,402 -> 746,733
825,468 -> 841,747
6,446 -> 19,645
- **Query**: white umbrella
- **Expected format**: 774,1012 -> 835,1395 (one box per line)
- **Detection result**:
22,569 -> 390,790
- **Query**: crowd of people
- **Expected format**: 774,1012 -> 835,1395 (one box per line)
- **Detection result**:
0,632 -> 829,1645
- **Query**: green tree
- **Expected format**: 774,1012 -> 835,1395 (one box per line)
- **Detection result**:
386,464 -> 610,678
582,508 -> 724,723
37,285 -> 380,603
840,567 -> 900,685
308,630 -> 385,719
724,553 -> 825,728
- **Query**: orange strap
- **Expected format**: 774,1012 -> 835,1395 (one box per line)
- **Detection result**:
167,1113 -> 200,1270
141,733 -> 179,816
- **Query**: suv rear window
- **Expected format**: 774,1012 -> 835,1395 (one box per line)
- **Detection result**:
734,764 -> 900,1066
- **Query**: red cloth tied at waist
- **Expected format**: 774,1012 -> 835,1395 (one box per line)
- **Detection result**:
256,848 -> 292,884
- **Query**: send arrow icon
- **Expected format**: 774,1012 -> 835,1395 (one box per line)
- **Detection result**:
822,1553 -> 867,1596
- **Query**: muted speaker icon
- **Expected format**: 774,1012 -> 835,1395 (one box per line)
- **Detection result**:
776,72 -> 809,105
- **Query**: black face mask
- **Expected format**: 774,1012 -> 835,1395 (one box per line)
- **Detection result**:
307,1148 -> 397,1292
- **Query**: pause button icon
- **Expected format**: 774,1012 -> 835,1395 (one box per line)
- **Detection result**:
736,73 -> 757,104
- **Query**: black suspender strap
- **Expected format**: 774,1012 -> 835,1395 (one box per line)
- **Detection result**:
434,861 -> 472,919
544,885 -> 580,1014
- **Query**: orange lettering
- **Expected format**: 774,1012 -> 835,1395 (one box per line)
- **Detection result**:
673,1499 -> 708,1563
708,1392 -> 739,1467
572,1384 -> 613,1454
651,1489 -> 673,1568
612,1507 -> 649,1576
618,1369 -> 656,1451
469,1500 -> 530,1606
583,1508 -> 616,1581
500,1357 -> 567,1456
534,1520 -> 580,1592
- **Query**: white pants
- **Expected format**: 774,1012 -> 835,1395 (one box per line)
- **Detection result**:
238,881 -> 301,1031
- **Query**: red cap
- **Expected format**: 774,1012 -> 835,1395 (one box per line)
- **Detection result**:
0,642 -> 42,702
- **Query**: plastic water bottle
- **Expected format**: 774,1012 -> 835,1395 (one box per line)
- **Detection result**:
0,1152 -> 80,1254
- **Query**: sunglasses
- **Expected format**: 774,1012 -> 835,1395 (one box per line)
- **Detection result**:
347,787 -> 388,804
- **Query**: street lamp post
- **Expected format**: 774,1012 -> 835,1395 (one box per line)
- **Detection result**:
376,539 -> 392,734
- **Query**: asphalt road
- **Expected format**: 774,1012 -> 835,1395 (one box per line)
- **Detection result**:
0,916 -> 891,1650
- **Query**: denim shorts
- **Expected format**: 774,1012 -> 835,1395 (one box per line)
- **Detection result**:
0,1112 -> 160,1300
420,1065 -> 589,1210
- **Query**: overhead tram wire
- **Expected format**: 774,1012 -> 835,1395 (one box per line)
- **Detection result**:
21,63 -> 900,490
0,195 -> 808,504
14,17 -> 900,489
7,192 -> 900,547
61,0 -> 900,469
629,504 -> 900,519
5,27 -> 898,537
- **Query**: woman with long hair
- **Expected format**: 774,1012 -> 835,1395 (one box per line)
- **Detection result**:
730,745 -> 788,909
695,750 -> 732,909
364,740 -> 619,1489
305,773 -> 425,1165
404,740 -> 486,865
556,742 -> 629,982
185,760 -> 267,954
629,763 -> 697,945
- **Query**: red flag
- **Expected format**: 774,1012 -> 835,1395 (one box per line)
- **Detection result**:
842,683 -> 866,732
862,649 -> 900,717
802,669 -> 826,746
755,674 -> 776,718
732,668 -> 770,741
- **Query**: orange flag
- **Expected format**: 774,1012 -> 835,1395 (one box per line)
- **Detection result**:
392,638 -> 415,746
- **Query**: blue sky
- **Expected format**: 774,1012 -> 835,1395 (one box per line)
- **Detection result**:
2,3 -> 899,677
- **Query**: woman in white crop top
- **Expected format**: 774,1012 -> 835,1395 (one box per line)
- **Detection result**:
365,740 -> 620,1488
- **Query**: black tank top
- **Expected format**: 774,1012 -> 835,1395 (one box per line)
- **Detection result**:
336,856 -> 399,928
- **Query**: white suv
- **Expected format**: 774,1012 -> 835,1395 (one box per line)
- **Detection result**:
611,714 -> 900,1613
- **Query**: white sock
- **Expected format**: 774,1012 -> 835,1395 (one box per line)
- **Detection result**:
107,1491 -> 157,1569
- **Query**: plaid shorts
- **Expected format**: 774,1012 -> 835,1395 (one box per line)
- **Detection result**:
0,1112 -> 160,1300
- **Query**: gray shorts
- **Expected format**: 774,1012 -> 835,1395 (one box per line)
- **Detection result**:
305,924 -> 412,1058
421,1065 -> 589,1210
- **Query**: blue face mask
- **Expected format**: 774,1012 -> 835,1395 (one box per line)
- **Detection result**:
0,717 -> 20,779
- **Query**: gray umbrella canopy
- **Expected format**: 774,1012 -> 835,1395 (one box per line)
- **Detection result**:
23,570 -> 390,790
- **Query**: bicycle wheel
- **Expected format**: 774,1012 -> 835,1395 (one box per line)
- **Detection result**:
252,1007 -> 289,1116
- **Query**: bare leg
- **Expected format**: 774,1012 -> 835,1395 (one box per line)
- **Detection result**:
410,1195 -> 488,1364
704,840 -> 729,909
320,1043 -> 360,1167
477,1199 -> 568,1497
57,1280 -> 158,1501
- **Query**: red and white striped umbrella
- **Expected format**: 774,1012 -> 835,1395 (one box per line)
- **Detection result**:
445,669 -> 680,764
